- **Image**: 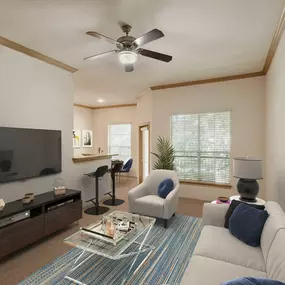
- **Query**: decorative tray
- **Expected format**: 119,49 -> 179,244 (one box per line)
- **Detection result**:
80,218 -> 136,245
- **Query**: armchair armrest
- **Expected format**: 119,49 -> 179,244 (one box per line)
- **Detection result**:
202,203 -> 229,227
164,184 -> 180,219
128,183 -> 148,213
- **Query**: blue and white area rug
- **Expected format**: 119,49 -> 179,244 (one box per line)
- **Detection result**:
18,215 -> 202,285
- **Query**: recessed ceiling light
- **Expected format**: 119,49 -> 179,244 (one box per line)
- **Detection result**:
97,99 -> 104,103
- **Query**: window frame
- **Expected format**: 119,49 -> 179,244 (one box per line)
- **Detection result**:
170,110 -> 232,187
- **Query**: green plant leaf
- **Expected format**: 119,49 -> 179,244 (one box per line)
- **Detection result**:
151,136 -> 175,170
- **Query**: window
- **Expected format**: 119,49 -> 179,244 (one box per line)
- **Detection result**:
108,124 -> 131,161
171,111 -> 231,184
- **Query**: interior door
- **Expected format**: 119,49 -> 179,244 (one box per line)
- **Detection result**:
139,124 -> 150,183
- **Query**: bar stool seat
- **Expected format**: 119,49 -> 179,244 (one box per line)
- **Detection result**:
84,165 -> 109,215
103,161 -> 124,206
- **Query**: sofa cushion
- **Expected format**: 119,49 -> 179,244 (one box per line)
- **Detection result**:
265,202 -> 285,216
225,200 -> 265,228
134,195 -> 164,218
261,203 -> 285,263
222,277 -> 285,285
194,226 -> 266,272
229,203 -> 269,247
180,255 -> 267,285
157,178 -> 174,199
266,228 -> 285,282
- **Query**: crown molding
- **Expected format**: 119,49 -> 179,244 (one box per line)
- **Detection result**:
150,71 -> 265,91
73,103 -> 137,110
136,88 -> 152,100
92,103 -> 137,110
263,6 -> 285,74
73,103 -> 94,110
0,36 -> 78,73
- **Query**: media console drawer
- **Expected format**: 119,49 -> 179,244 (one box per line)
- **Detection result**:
0,214 -> 45,259
45,200 -> 82,235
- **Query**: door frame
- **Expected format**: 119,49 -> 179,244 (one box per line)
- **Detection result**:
138,122 -> 150,183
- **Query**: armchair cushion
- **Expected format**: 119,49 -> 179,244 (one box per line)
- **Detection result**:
128,184 -> 149,213
135,195 -> 165,218
158,178 -> 174,199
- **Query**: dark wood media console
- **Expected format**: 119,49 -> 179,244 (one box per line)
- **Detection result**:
0,189 -> 82,260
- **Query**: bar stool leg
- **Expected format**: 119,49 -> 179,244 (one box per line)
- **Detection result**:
103,172 -> 125,206
84,177 -> 109,215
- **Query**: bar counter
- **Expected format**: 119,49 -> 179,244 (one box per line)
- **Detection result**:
72,154 -> 115,163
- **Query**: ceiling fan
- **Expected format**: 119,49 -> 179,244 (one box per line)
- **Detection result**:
84,24 -> 172,72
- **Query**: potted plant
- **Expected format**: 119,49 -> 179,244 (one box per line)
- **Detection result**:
151,136 -> 175,170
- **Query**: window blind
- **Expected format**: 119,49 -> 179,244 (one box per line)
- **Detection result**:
108,124 -> 131,160
171,111 -> 231,184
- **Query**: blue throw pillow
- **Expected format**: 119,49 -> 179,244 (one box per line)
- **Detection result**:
222,277 -> 285,285
158,178 -> 174,199
229,203 -> 269,247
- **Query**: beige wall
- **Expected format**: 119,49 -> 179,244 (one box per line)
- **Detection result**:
137,89 -> 153,125
93,106 -> 138,177
151,77 -> 266,201
265,31 -> 285,209
0,46 -> 113,204
73,106 -> 94,156
0,46 -> 75,202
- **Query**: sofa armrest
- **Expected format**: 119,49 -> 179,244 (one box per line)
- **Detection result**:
128,183 -> 148,213
202,203 -> 229,227
164,184 -> 180,219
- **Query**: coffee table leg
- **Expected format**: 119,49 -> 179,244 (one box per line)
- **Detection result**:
64,240 -> 94,285
121,225 -> 154,284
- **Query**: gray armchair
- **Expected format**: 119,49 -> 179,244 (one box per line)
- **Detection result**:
128,170 -> 180,228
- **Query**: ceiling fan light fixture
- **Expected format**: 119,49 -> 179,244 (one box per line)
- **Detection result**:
118,50 -> 137,64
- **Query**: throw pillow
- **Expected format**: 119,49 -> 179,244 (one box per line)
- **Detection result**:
221,277 -> 285,285
229,203 -> 269,247
224,200 -> 265,228
158,178 -> 174,199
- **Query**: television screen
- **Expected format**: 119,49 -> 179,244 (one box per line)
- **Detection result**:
0,127 -> 61,183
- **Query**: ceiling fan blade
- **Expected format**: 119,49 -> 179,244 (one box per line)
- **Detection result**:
125,63 -> 134,72
86,31 -> 122,46
138,48 -> 172,62
84,50 -> 117,61
134,29 -> 164,46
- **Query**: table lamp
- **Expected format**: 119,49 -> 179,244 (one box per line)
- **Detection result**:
233,157 -> 263,202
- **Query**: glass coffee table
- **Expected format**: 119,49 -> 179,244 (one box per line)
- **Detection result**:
64,211 -> 156,285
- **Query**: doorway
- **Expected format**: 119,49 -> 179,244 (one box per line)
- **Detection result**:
139,123 -> 150,183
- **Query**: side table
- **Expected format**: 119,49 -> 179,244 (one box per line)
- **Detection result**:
230,195 -> 266,206
211,200 -> 231,205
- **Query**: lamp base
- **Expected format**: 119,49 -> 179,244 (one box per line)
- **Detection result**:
237,178 -> 259,202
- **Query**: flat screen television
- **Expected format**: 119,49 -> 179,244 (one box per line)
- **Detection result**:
0,127 -> 62,183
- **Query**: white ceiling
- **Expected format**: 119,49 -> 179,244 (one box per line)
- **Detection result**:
0,0 -> 284,106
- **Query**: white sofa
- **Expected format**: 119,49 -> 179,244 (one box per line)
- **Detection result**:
128,170 -> 179,228
181,201 -> 285,285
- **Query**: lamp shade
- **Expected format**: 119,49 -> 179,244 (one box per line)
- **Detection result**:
233,157 -> 263,180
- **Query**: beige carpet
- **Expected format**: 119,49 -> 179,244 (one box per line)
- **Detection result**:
0,178 -> 206,285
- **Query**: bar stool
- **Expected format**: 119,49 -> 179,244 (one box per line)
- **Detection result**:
103,161 -> 124,206
84,165 -> 109,215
